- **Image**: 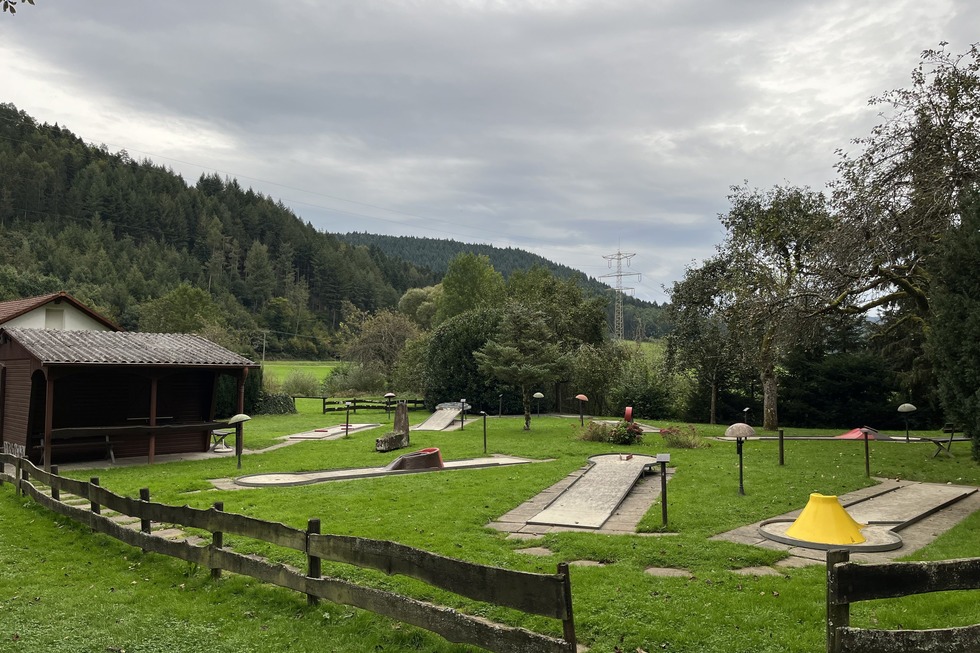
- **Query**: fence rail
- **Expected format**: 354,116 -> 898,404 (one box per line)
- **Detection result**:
1,453 -> 575,653
826,548 -> 980,653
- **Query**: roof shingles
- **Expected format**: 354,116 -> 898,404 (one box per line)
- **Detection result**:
2,328 -> 256,367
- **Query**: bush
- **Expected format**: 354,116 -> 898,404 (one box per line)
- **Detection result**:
580,421 -> 613,442
281,370 -> 322,397
580,420 -> 644,445
324,362 -> 386,394
659,424 -> 710,449
257,391 -> 297,415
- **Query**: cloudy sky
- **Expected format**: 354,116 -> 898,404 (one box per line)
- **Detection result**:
1,1 -> 977,302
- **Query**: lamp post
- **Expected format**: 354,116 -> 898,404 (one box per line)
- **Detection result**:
725,422 -> 755,495
575,394 -> 588,427
480,411 -> 487,454
498,394 -> 503,418
742,406 -> 750,425
344,401 -> 352,437
460,398 -> 466,431
533,391 -> 544,419
384,392 -> 396,420
898,403 -> 917,443
227,413 -> 251,470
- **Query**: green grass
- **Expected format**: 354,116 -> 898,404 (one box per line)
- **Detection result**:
2,409 -> 977,653
261,360 -> 340,386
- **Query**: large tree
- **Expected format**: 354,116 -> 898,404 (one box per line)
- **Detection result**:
474,303 -> 569,430
928,193 -> 980,459
673,184 -> 832,430
433,253 -> 505,325
827,43 -> 980,319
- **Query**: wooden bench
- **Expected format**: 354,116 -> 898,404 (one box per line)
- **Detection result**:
31,432 -> 114,465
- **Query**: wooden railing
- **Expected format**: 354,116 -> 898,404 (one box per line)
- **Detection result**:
290,397 -> 426,414
0,453 -> 575,653
826,548 -> 980,653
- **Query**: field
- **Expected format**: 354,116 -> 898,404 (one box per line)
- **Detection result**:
1,403 -> 977,653
260,360 -> 340,386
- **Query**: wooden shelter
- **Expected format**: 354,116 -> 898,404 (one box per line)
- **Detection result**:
0,327 -> 257,467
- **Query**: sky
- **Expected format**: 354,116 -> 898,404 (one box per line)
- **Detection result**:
1,1 -> 977,303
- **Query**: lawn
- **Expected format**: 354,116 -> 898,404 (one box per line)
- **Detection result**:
1,406 -> 977,653
260,360 -> 340,386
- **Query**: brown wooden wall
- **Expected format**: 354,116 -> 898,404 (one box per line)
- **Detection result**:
1,359 -> 31,454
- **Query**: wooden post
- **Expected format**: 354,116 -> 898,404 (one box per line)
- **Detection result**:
140,488 -> 151,534
557,562 -> 575,649
148,377 -> 158,464
18,458 -> 27,496
826,549 -> 850,653
50,465 -> 59,501
778,428 -> 785,466
660,460 -> 668,527
90,477 -> 100,515
211,501 -> 224,580
307,518 -> 321,606
863,429 -> 870,477
43,373 -> 54,472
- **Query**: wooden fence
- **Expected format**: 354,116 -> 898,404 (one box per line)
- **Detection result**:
826,548 -> 980,653
0,453 -> 575,653
290,396 -> 426,414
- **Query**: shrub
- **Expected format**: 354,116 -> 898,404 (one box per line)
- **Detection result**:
610,420 -> 644,445
659,424 -> 710,449
324,362 -> 386,394
257,391 -> 297,415
580,421 -> 613,442
580,420 -> 644,445
281,370 -> 322,397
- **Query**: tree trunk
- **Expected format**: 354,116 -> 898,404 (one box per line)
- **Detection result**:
761,365 -> 778,430
522,385 -> 531,430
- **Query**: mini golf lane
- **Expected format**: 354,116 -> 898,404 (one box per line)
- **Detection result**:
233,454 -> 537,487
527,454 -> 659,529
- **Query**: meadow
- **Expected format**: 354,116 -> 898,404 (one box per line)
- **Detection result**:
1,400 -> 977,653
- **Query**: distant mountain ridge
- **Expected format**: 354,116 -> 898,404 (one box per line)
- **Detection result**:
339,232 -> 617,299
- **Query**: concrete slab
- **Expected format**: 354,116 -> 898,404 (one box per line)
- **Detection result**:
713,481 -> 979,566
528,454 -> 658,529
227,454 -> 539,488
411,408 -> 461,431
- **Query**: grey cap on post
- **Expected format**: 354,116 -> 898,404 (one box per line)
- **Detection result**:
724,422 -> 756,439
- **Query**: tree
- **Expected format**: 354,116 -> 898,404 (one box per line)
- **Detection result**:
138,283 -> 220,333
666,259 -> 735,424
474,303 -> 569,430
434,253 -> 504,325
2,0 -> 34,15
673,183 -> 832,430
344,309 -> 420,384
423,307 -> 503,412
827,43 -> 980,319
243,240 -> 275,309
928,194 -> 980,459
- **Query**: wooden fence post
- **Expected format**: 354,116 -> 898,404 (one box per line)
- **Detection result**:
211,501 -> 224,580
778,429 -> 785,466
89,477 -> 100,515
307,518 -> 321,606
557,562 -> 575,649
826,549 -> 850,653
139,488 -> 151,534
50,465 -> 59,501
16,457 -> 24,495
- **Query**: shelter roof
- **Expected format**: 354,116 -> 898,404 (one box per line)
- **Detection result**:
0,291 -> 121,330
0,327 -> 256,367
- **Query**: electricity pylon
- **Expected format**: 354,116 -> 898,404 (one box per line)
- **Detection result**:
601,250 -> 640,340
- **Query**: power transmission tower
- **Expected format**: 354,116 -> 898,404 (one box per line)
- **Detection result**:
601,250 -> 641,340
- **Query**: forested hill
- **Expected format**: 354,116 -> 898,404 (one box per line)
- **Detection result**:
341,232 -> 605,292
0,102 -> 436,355
339,233 -> 671,337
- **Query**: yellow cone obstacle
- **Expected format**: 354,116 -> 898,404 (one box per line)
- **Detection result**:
784,493 -> 866,545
